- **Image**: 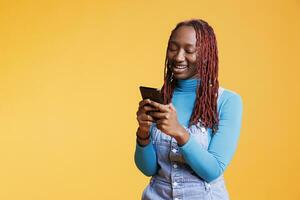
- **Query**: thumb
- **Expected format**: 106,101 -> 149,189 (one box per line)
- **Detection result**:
169,103 -> 175,111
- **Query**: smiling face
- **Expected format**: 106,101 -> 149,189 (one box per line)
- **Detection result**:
167,25 -> 198,80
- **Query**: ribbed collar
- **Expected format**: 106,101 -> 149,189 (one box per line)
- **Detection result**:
174,78 -> 201,92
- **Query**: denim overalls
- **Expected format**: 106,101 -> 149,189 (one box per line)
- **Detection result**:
142,87 -> 230,200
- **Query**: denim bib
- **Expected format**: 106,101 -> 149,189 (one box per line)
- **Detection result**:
142,87 -> 230,200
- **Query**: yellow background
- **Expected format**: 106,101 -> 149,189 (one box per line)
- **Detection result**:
0,0 -> 299,199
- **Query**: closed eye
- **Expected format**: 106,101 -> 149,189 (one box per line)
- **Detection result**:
186,50 -> 196,54
186,48 -> 196,54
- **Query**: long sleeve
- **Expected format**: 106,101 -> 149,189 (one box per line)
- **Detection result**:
178,93 -> 243,183
134,126 -> 159,176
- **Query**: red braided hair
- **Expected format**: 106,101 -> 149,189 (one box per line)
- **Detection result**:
161,19 -> 220,134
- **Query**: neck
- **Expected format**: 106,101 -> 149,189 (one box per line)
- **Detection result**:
174,78 -> 201,92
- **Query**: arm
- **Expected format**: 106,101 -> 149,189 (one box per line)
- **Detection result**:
178,93 -> 243,183
134,125 -> 159,176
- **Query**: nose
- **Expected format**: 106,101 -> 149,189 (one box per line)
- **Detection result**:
174,49 -> 185,62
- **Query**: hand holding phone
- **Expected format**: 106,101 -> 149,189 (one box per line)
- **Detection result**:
136,99 -> 157,145
139,86 -> 164,121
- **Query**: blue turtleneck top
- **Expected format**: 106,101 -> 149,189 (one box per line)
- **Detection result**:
134,78 -> 243,183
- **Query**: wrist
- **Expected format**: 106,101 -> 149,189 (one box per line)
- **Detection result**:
136,127 -> 151,147
136,127 -> 150,138
136,130 -> 150,140
136,137 -> 150,147
174,126 -> 189,146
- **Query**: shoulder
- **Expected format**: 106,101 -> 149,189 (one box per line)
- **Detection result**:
218,87 -> 243,114
219,87 -> 242,102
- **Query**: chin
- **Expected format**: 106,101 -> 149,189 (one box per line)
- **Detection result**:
173,74 -> 191,80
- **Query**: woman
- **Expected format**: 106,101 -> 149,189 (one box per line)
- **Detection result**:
134,19 -> 243,200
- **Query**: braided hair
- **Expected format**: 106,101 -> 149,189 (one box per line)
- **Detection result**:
161,19 -> 220,134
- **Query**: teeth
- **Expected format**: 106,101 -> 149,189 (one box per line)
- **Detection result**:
175,65 -> 187,69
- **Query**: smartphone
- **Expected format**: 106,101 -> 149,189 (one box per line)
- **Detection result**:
139,86 -> 164,104
139,86 -> 164,121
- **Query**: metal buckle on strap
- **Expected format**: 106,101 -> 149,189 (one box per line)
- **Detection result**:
204,181 -> 211,191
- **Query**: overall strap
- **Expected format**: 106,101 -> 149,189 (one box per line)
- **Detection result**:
217,86 -> 225,104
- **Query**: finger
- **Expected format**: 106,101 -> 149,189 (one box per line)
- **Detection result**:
140,113 -> 155,122
139,120 -> 152,127
139,99 -> 149,106
137,106 -> 157,117
148,100 -> 169,112
149,111 -> 169,120
143,105 -> 159,112
139,99 -> 151,108
137,103 -> 156,116
137,113 -> 154,122
156,118 -> 166,125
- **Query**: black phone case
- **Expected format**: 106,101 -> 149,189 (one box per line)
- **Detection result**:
139,86 -> 164,104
